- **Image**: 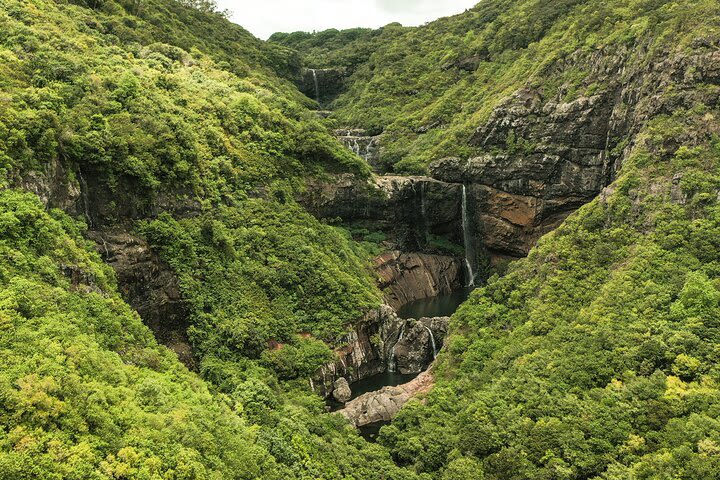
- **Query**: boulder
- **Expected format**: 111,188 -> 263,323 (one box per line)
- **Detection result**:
338,370 -> 434,427
332,378 -> 352,403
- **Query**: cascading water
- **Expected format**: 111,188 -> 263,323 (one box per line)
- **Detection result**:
461,184 -> 476,287
423,325 -> 437,359
420,182 -> 429,243
387,325 -> 405,372
311,69 -> 320,104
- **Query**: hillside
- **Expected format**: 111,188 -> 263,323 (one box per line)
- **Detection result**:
3,0 -> 720,478
0,0 -> 412,477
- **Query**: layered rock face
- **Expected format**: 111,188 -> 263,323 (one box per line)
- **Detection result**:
86,231 -> 195,368
428,45 -> 720,261
374,252 -> 463,310
301,174 -> 465,253
338,370 -> 434,427
312,306 -> 448,399
391,317 -> 448,374
335,129 -> 381,169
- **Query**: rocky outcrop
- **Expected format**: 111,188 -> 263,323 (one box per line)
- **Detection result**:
427,44 -> 720,262
87,230 -> 195,369
333,378 -> 352,404
300,68 -> 347,106
301,174 -> 466,253
374,251 -> 462,309
312,306 -> 448,398
338,370 -> 434,427
391,317 -> 448,374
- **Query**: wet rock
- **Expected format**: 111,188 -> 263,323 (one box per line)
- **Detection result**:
335,129 -> 382,168
300,174 -> 465,253
338,370 -> 434,427
374,251 -> 464,310
333,378 -> 352,403
391,317 -> 449,374
299,68 -> 347,106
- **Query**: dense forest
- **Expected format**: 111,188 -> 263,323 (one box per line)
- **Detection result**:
2,0 -> 720,478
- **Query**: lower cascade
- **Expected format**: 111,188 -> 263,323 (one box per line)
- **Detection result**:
424,325 -> 437,359
314,290 -> 468,440
461,184 -> 477,287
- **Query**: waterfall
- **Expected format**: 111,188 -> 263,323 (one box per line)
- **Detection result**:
310,378 -> 315,392
77,168 -> 93,227
420,182 -> 429,243
461,184 -> 476,287
310,69 -> 320,104
340,357 -> 347,375
423,325 -> 437,359
387,325 -> 405,372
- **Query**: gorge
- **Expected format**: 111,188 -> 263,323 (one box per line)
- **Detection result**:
4,0 -> 720,478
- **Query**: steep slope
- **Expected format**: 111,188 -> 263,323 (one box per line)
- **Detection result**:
0,190 -> 417,478
273,0 -> 720,478
380,104 -> 720,480
0,0 -> 423,477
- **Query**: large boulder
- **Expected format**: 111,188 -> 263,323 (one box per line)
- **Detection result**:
332,378 -> 352,403
338,370 -> 434,427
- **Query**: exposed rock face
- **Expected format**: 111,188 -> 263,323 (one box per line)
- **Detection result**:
338,370 -> 434,427
312,306 -> 448,398
333,378 -> 352,404
428,45 -> 720,262
300,68 -> 347,106
391,317 -> 449,374
374,252 -> 463,310
19,157 -> 82,214
301,174 -> 465,253
335,129 -> 381,169
87,230 -> 195,369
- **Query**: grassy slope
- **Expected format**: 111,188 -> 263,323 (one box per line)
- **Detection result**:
0,0 -> 420,478
315,0 -> 718,173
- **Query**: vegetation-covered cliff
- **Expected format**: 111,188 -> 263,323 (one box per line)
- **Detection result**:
3,0 -> 720,478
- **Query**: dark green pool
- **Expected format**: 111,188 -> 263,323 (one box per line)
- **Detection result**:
396,287 -> 474,319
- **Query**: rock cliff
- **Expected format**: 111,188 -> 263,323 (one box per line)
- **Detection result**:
311,306 -> 448,399
338,370 -> 434,427
374,252 -> 463,310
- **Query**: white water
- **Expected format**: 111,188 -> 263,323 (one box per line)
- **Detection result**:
420,182 -> 429,243
311,69 -> 320,104
423,325 -> 437,359
387,325 -> 405,373
461,184 -> 476,287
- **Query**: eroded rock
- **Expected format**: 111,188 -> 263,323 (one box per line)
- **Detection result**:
338,370 -> 434,427
333,378 -> 352,403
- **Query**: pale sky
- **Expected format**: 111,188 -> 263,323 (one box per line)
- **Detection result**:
219,0 -> 478,39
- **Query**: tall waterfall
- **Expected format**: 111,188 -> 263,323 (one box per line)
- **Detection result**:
461,184 -> 476,287
420,182 -> 429,243
387,325 -> 405,372
310,69 -> 320,104
423,325 -> 437,359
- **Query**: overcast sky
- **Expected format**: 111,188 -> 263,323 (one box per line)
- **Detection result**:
219,0 -> 478,39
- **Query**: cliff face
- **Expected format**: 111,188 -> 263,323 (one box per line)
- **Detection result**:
374,251 -> 463,310
311,306 -> 448,398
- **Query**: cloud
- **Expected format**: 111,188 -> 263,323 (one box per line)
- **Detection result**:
220,0 -> 477,39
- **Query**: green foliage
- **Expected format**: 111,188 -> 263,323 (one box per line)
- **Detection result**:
378,110 -> 720,478
139,200 -> 381,368
303,0 -> 720,173
0,191 -> 283,478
